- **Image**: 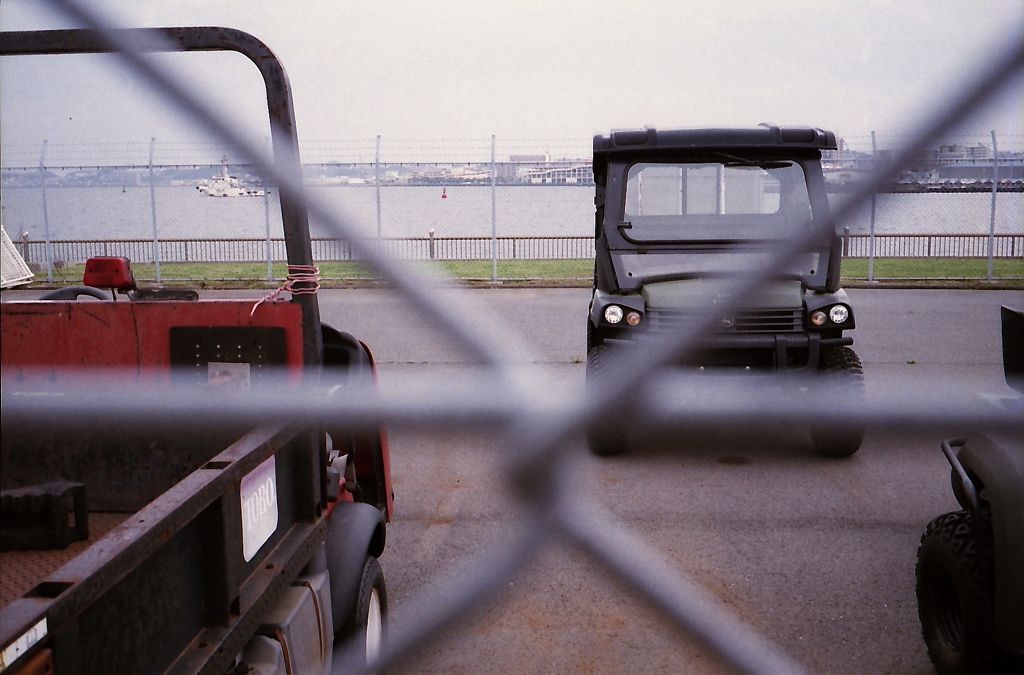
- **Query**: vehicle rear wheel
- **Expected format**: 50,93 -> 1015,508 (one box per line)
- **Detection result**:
916,510 -> 997,675
341,556 -> 387,671
810,346 -> 864,457
585,343 -> 627,456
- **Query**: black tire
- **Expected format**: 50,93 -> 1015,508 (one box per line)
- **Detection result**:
340,556 -> 388,670
585,343 -> 627,456
810,346 -> 865,457
916,510 -> 998,675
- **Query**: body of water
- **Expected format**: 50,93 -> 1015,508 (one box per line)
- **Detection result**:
1,184 -> 1021,242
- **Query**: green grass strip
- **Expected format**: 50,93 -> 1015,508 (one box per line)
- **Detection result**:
840,257 -> 1024,279
39,257 -> 1021,286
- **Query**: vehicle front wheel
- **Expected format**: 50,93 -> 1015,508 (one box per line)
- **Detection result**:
340,555 -> 387,671
810,346 -> 865,457
916,510 -> 997,675
585,343 -> 627,456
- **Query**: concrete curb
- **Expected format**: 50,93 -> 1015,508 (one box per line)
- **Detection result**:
9,278 -> 1022,292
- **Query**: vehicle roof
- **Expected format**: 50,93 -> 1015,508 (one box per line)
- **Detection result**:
593,126 -> 837,158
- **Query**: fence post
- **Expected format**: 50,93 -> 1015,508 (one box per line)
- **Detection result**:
263,183 -> 274,282
842,227 -> 850,257
39,140 -> 53,282
149,138 -> 161,283
375,135 -> 383,239
491,135 -> 498,283
264,138 -> 274,282
428,228 -> 435,260
868,131 -> 877,282
987,130 -> 998,281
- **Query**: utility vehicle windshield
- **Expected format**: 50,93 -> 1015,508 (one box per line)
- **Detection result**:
622,161 -> 813,242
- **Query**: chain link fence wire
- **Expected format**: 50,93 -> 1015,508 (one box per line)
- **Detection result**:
4,1 -> 1024,673
3,142 -> 1021,282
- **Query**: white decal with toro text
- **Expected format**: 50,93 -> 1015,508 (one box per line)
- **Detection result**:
240,455 -> 278,562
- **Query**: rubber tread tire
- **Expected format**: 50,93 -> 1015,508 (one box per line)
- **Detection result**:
916,510 -> 998,675
585,343 -> 627,456
810,345 -> 865,457
341,555 -> 388,669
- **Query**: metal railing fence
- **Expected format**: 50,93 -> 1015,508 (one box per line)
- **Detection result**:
9,233 -> 1022,277
3,3 -> 1024,675
8,235 -> 539,265
841,233 -> 1022,258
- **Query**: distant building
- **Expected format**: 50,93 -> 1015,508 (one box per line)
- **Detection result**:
822,168 -> 873,187
509,154 -> 549,163
521,164 -> 594,184
408,166 -> 492,184
937,144 -> 991,160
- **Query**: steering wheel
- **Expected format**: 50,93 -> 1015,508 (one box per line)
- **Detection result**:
38,285 -> 112,301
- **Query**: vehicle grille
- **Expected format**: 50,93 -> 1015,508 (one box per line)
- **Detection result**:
645,307 -> 803,333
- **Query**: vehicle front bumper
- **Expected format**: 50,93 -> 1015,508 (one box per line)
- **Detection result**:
602,332 -> 852,372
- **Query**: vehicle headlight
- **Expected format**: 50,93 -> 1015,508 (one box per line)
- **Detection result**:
604,305 -> 624,324
626,311 -> 641,326
810,310 -> 827,326
829,304 -> 850,324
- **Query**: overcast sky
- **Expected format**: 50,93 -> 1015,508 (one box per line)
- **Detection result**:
1,0 -> 1022,164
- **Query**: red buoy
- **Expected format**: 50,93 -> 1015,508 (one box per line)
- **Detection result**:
441,188 -> 447,199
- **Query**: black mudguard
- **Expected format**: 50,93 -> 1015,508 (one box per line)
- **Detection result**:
324,501 -> 386,635
959,435 -> 1024,650
321,323 -> 392,517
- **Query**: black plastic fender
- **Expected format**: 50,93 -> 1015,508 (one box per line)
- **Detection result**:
805,288 -> 856,330
321,324 -> 373,376
324,501 -> 386,635
589,288 -> 646,328
957,434 -> 1024,651
321,323 -> 393,517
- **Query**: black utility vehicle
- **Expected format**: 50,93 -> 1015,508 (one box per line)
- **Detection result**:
916,306 -> 1024,675
587,126 -> 862,456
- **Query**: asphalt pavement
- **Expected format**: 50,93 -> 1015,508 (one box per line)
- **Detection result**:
311,287 -> 1022,675
4,285 -> 1019,673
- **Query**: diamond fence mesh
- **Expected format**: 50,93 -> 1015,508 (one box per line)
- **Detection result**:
2,141 -> 1021,282
2,3 -> 1024,675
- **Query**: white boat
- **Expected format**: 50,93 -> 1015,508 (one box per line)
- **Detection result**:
196,160 -> 265,197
